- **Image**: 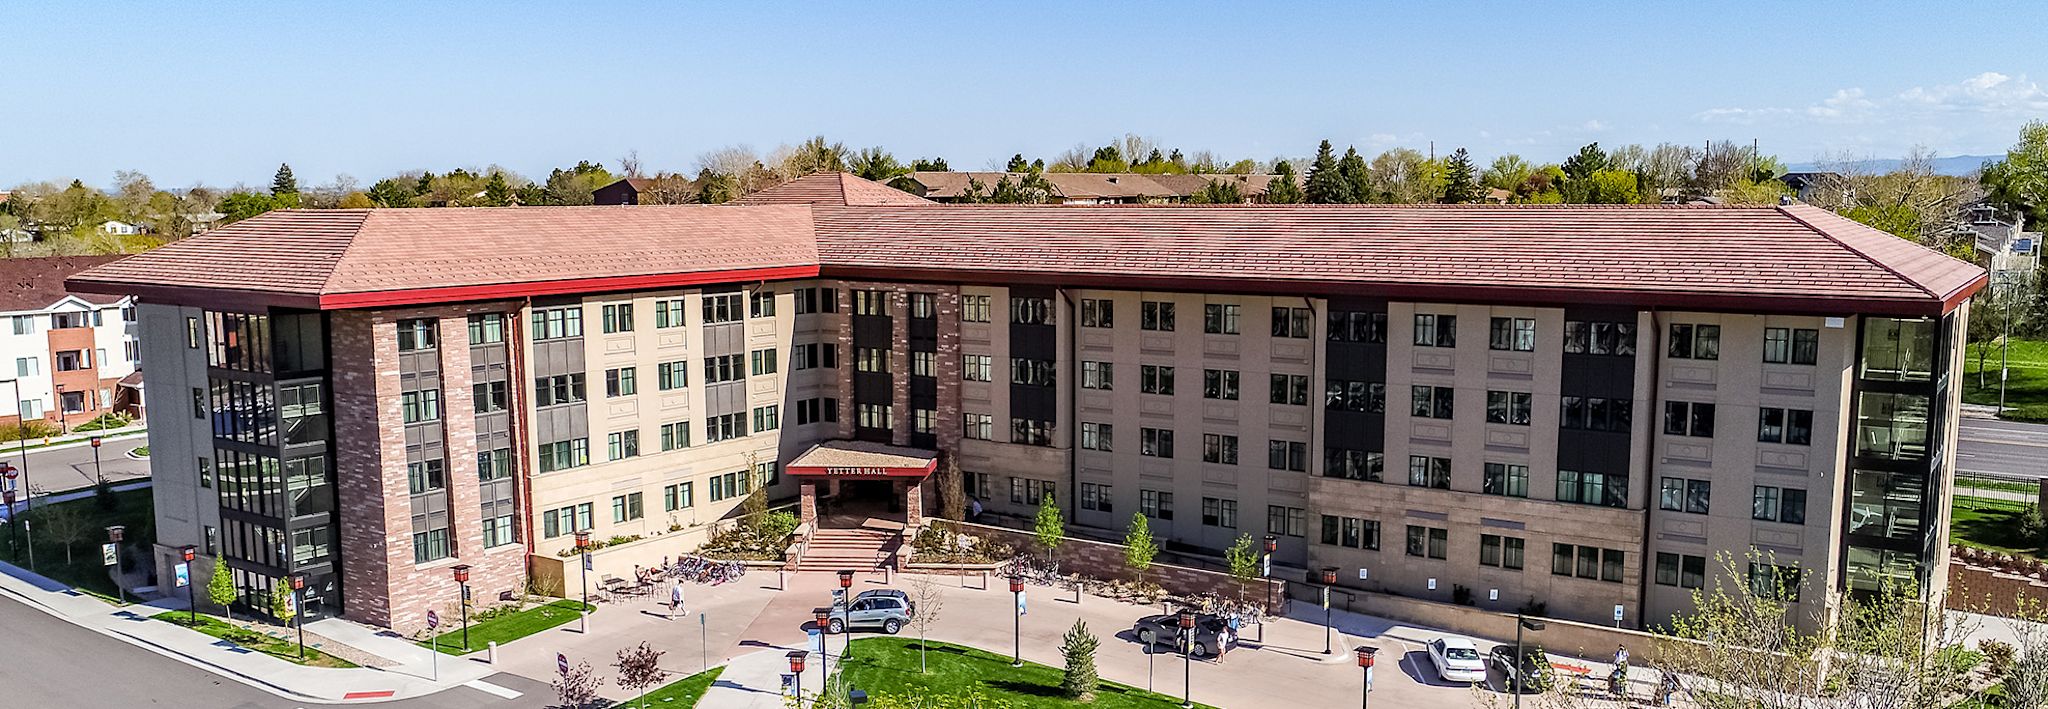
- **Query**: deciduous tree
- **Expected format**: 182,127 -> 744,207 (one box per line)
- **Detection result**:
1224,533 -> 1258,609
208,561 -> 238,620
1481,154 -> 1532,193
553,659 -> 604,709
906,573 -> 945,673
1033,494 -> 1063,563
614,641 -> 666,709
1123,513 -> 1157,586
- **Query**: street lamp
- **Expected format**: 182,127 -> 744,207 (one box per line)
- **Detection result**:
452,564 -> 472,651
54,384 -> 67,436
106,525 -> 125,603
1009,574 -> 1025,668
2,377 -> 33,515
3,489 -> 15,563
1514,614 -> 1547,708
1356,645 -> 1379,709
838,569 -> 855,660
1319,567 -> 1339,655
1258,534 -> 1277,642
291,574 -> 307,660
1178,608 -> 1197,709
181,545 -> 197,625
814,607 -> 833,691
787,650 -> 807,701
89,436 -> 104,484
574,530 -> 591,633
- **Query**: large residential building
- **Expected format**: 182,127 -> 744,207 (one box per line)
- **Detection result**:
2,256 -> 143,431
69,173 -> 1982,635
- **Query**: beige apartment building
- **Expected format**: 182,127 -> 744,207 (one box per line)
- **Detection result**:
72,173 -> 1978,635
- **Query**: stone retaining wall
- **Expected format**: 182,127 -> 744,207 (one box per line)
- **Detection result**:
943,521 -> 1283,604
1949,561 -> 2048,617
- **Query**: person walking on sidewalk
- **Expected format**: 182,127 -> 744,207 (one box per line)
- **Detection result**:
669,581 -> 686,620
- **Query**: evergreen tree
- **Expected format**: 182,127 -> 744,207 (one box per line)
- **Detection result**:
1190,179 -> 1243,204
695,169 -> 738,204
1440,148 -> 1481,203
910,157 -> 950,172
1006,154 -> 1028,172
483,173 -> 511,206
271,163 -> 298,196
1562,142 -> 1608,181
1303,140 -> 1353,204
1265,161 -> 1304,204
1060,619 -> 1101,702
1338,147 -> 1371,203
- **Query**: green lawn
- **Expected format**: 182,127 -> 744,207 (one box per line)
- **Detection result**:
830,637 -> 1216,709
422,599 -> 593,654
153,611 -> 358,668
1957,475 -> 2042,498
1952,495 -> 2042,559
632,666 -> 723,708
0,488 -> 154,600
1963,338 -> 2048,421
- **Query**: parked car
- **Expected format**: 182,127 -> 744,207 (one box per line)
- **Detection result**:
1131,613 -> 1235,657
828,589 -> 914,634
1488,645 -> 1553,693
1428,637 -> 1488,684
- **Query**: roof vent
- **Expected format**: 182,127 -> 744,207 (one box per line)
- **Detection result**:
1107,176 -> 1118,184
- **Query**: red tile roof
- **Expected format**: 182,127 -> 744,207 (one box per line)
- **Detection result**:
67,173 -> 1984,316
0,255 -> 131,312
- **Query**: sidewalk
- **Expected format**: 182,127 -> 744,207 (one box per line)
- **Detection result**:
0,558 -> 516,703
3,422 -> 148,455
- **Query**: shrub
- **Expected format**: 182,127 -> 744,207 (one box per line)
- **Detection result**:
0,420 -> 59,443
1452,584 -> 1474,606
1060,619 -> 1100,701
1983,639 -> 2016,678
2021,505 -> 2048,549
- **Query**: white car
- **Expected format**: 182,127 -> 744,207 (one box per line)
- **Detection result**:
1427,638 -> 1488,684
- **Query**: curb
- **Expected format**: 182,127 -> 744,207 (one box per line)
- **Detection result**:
3,428 -> 149,456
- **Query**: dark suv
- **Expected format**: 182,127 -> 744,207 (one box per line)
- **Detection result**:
1132,613 -> 1235,657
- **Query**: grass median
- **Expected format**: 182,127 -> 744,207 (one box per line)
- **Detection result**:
1952,495 -> 2042,559
153,612 -> 358,668
0,487 -> 154,601
1964,338 -> 2048,422
830,637 -> 1216,708
635,665 -> 723,707
422,598 -> 594,654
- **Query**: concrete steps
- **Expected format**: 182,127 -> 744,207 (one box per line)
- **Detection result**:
796,529 -> 898,573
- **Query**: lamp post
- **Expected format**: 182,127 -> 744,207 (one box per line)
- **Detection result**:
54,384 -> 67,435
574,530 -> 591,633
1319,567 -> 1339,655
291,574 -> 307,660
787,650 -> 807,701
1514,614 -> 1546,708
3,489 -> 15,562
89,436 -> 104,484
452,564 -> 472,652
837,570 -> 855,661
2,377 -> 32,515
1009,574 -> 1025,668
814,608 -> 833,697
181,545 -> 197,625
106,525 -> 125,603
1356,646 -> 1379,709
1258,534 -> 1277,642
1178,608 -> 1196,709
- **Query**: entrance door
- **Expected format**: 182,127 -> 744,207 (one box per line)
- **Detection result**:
838,479 -> 903,514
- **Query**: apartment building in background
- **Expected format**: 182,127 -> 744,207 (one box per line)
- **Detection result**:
69,173 -> 1981,635
1,256 -> 143,431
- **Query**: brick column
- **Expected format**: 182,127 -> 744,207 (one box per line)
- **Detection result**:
800,482 -> 818,526
904,478 -> 924,528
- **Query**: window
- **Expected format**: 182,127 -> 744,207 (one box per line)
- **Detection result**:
481,515 -> 517,548
192,387 -> 205,418
197,456 -> 213,488
751,349 -> 779,376
962,471 -> 992,500
704,354 -> 744,383
703,293 -> 743,323
749,290 -> 776,318
542,503 -> 594,538
13,357 -> 36,377
1012,418 -> 1053,446
473,381 -> 509,413
960,294 -> 991,322
1010,358 -> 1055,386
1856,392 -> 1931,461
1267,440 -> 1307,472
607,430 -> 640,460
1664,401 -> 1716,437
858,404 -> 893,431
749,405 -> 779,433
1483,463 -> 1529,498
1763,327 -> 1820,365
663,482 -> 694,511
1202,304 -> 1239,334
1758,407 -> 1813,445
852,291 -> 889,316
1563,320 -> 1639,356
962,354 -> 992,382
467,314 -> 506,345
1329,311 -> 1388,343
1140,427 -> 1175,458
910,351 -> 935,377
533,306 -> 583,340
1268,505 -> 1307,537
1553,544 -> 1624,583
1480,534 -> 1525,570
401,389 -> 441,424
1140,365 -> 1175,395
1659,477 -> 1712,514
1407,455 -> 1451,489
1081,361 -> 1113,390
1140,489 -> 1175,520
605,367 -> 638,397
1010,296 -> 1052,325
407,459 -> 447,494
963,413 -> 994,440
396,319 -> 437,351
478,447 -> 512,480
793,343 -> 839,370
1141,301 -> 1176,331
1748,563 -> 1802,602
795,287 -> 838,315
412,528 -> 449,564
908,292 -> 935,319
1080,422 -> 1113,451
1271,374 -> 1310,405
1271,307 -> 1311,338
1405,525 -> 1449,559
1410,385 -> 1454,419
601,303 -> 634,333
1485,390 -> 1532,425
1325,380 -> 1385,413
1754,486 -> 1807,524
1201,497 -> 1238,528
1560,396 -> 1633,433
1081,299 -> 1114,328
796,397 -> 839,426
1324,448 -> 1383,481
654,298 -> 686,328
538,439 -> 590,472
856,348 -> 890,374
1656,553 -> 1707,589
1667,323 -> 1720,360
706,412 -> 747,442
709,470 -> 753,502
1203,369 -> 1239,400
1320,515 -> 1379,550
1010,478 -> 1057,505
1202,434 -> 1239,465
13,315 -> 34,336
125,341 -> 138,363
1079,482 -> 1113,512
535,373 -> 587,407
1489,317 -> 1536,351
1413,313 -> 1457,347
1556,470 -> 1627,508
609,492 -> 644,523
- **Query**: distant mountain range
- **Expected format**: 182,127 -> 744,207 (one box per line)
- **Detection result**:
1785,155 -> 2000,177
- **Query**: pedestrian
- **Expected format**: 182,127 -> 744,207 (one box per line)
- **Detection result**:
969,496 -> 983,521
1615,644 -> 1629,668
669,581 -> 686,620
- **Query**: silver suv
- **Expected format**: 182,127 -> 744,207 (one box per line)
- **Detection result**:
829,589 -> 914,634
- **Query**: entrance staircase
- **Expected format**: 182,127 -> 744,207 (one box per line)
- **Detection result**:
796,526 -> 901,573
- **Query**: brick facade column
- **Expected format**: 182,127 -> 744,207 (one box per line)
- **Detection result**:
800,482 -> 818,526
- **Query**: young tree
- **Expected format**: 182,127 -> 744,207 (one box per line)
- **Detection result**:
1033,493 -> 1063,563
1223,533 -> 1258,609
935,454 -> 966,521
614,641 -> 666,709
270,583 -> 295,626
207,562 -> 238,619
1303,140 -> 1352,204
1123,513 -> 1158,587
553,659 -> 604,709
1060,619 -> 1100,702
1440,148 -> 1480,203
35,503 -> 91,564
906,573 -> 945,673
1265,161 -> 1303,204
271,163 -> 298,196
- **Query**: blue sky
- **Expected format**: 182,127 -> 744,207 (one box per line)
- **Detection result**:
7,1 -> 2048,188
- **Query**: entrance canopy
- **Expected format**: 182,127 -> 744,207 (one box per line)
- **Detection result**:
787,440 -> 937,479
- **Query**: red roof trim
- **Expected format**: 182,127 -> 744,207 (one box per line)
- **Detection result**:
316,265 -> 821,310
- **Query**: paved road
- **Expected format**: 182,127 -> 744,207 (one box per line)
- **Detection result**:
1958,417 -> 2048,480
0,593 -> 550,708
2,434 -> 150,497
